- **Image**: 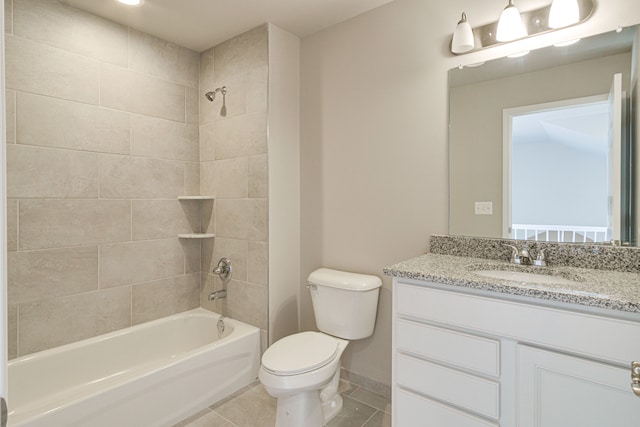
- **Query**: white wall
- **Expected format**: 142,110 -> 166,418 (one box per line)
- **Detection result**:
267,24 -> 301,345
300,0 -> 640,387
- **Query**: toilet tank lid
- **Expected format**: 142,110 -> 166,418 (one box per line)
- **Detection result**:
308,268 -> 382,291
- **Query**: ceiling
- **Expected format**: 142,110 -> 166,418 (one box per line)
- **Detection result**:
61,0 -> 394,52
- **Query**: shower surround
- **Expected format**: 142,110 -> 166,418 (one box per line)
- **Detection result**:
5,0 -> 269,358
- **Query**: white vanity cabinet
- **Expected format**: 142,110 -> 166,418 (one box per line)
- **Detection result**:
392,278 -> 640,426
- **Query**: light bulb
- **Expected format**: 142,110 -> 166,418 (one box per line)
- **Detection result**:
451,12 -> 475,54
116,0 -> 143,6
496,1 -> 528,42
548,0 -> 579,29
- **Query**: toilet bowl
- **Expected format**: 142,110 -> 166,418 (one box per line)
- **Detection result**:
259,332 -> 348,426
259,268 -> 382,427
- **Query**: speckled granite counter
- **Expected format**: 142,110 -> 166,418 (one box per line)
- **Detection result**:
384,253 -> 640,314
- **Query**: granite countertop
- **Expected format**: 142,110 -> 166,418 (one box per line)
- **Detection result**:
384,253 -> 640,314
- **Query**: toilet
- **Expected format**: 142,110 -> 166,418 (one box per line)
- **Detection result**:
259,268 -> 382,427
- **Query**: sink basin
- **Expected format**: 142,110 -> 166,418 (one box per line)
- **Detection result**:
472,270 -> 578,286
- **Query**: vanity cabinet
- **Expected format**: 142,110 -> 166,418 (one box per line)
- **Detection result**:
392,278 -> 640,426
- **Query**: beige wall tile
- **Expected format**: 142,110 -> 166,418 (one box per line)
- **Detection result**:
248,154 -> 268,198
214,25 -> 268,83
132,273 -> 200,325
7,145 -> 99,197
5,0 -> 12,34
199,48 -> 215,94
182,239 -> 202,274
16,92 -> 130,154
184,162 -> 201,197
19,286 -> 131,355
7,198 -> 17,252
202,237 -> 248,281
6,89 -> 15,143
200,123 -> 216,161
246,66 -> 268,113
215,113 -> 267,160
100,238 -> 186,288
211,157 -> 248,199
9,246 -> 98,304
200,161 -> 216,197
131,115 -> 198,161
201,199 -> 215,234
129,28 -> 199,88
13,0 -> 128,66
216,199 -> 268,242
186,86 -> 199,125
100,63 -> 185,122
226,280 -> 267,329
19,199 -> 131,250
248,241 -> 268,286
5,35 -> 99,104
100,155 -> 184,199
132,199 -> 200,240
8,304 -> 17,360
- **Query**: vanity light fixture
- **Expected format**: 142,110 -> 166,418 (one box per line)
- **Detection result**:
116,0 -> 143,6
451,12 -> 475,54
548,0 -> 580,28
496,0 -> 528,42
449,0 -> 593,55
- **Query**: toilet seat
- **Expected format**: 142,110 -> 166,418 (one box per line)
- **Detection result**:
261,332 -> 338,376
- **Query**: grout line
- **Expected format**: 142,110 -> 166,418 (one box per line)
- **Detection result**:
360,409 -> 379,427
15,199 -> 19,251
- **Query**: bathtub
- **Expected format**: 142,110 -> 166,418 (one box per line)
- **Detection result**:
7,308 -> 261,427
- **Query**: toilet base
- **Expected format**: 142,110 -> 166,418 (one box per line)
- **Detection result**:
275,390 -> 324,427
272,365 -> 344,427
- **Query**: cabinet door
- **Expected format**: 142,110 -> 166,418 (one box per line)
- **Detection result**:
518,345 -> 640,426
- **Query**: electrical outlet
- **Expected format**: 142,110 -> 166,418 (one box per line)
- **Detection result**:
474,201 -> 493,215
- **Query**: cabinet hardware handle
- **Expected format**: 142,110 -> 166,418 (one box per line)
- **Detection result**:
632,362 -> 640,397
632,382 -> 640,397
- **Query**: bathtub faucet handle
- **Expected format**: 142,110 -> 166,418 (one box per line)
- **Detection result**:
212,258 -> 232,280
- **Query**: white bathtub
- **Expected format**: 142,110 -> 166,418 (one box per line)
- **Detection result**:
7,308 -> 261,427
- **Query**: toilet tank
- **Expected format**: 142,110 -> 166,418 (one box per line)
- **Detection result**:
308,268 -> 382,340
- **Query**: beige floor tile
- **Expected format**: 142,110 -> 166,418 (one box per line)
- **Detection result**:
212,384 -> 276,427
362,411 -> 391,427
173,408 -> 234,427
327,395 -> 377,427
349,388 -> 392,414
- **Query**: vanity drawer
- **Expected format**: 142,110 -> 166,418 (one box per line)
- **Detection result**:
395,281 -> 640,366
396,353 -> 500,419
396,388 -> 498,427
397,318 -> 500,377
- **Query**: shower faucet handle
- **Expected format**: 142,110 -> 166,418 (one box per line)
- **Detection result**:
212,257 -> 232,280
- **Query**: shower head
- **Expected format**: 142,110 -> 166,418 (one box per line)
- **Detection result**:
204,86 -> 227,102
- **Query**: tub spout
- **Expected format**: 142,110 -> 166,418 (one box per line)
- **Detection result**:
208,289 -> 227,301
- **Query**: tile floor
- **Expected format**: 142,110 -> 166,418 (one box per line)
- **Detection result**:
174,379 -> 391,427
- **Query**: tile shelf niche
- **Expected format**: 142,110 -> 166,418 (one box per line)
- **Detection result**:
177,196 -> 215,239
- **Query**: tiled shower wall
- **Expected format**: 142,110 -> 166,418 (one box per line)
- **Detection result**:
198,26 -> 270,350
5,0 -> 203,358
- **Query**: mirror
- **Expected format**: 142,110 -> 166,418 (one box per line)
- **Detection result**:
449,26 -> 638,246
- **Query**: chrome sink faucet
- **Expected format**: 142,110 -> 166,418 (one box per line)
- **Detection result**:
504,244 -> 533,265
505,244 -> 546,266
